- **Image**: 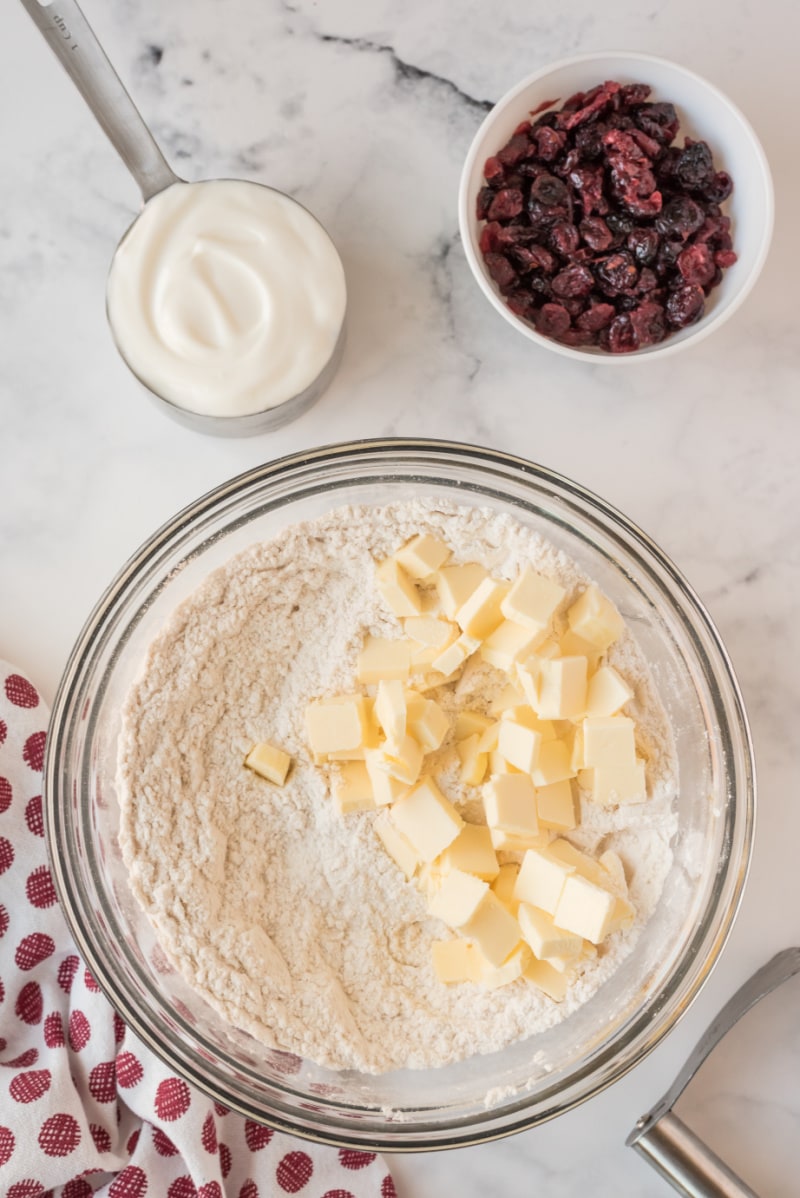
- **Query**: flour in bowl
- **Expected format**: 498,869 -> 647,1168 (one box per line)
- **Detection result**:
117,499 -> 677,1073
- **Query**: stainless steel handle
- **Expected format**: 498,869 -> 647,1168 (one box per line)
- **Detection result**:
631,1111 -> 758,1198
20,0 -> 179,201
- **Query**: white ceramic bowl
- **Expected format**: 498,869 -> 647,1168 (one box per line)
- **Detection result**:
458,51 -> 773,362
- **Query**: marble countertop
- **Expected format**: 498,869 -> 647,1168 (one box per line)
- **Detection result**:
2,0 -> 799,1193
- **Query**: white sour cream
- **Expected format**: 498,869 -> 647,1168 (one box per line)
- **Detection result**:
106,180 -> 347,418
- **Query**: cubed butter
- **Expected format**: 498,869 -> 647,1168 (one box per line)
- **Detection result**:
489,684 -> 525,715
531,738 -> 574,787
374,678 -> 407,742
439,823 -> 499,881
390,776 -> 464,862
567,584 -> 624,651
374,733 -> 424,785
559,628 -> 603,673
514,847 -> 575,915
454,710 -> 493,741
457,733 -> 488,786
375,557 -> 422,618
589,759 -> 647,805
536,779 -> 577,831
404,615 -> 458,650
431,632 -> 481,677
428,868 -> 488,927
435,562 -> 488,619
478,941 -> 531,990
460,891 -> 522,967
553,873 -> 618,944
374,809 -> 419,880
500,566 -> 565,633
357,636 -> 411,684
306,695 -> 369,757
586,665 -> 634,717
333,761 -> 375,814
491,861 -> 520,912
546,838 -> 609,887
524,957 -> 568,1001
481,620 -> 542,672
598,850 -> 628,896
244,741 -> 292,786
497,719 -> 541,774
394,534 -> 451,580
490,827 -> 550,853
407,697 -> 449,752
431,938 -> 482,984
483,773 -> 539,838
535,656 -> 587,720
488,749 -> 520,775
455,577 -> 510,640
582,716 -> 636,769
518,902 -> 583,961
364,750 -> 410,806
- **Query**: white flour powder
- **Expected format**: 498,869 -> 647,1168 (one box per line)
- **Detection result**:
118,499 -> 677,1073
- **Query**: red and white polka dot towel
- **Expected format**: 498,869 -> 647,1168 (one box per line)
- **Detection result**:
0,663 -> 397,1198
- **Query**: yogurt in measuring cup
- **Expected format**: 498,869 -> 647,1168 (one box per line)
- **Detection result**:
106,179 -> 347,419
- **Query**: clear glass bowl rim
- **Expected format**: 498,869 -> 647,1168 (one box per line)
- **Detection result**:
43,437 -> 755,1151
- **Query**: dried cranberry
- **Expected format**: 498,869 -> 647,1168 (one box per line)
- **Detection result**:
637,267 -> 658,293
619,82 -> 652,105
656,196 -> 705,239
574,122 -> 607,160
484,253 -> 518,293
627,227 -> 660,266
632,102 -> 679,144
479,221 -> 502,254
569,164 -> 607,215
487,188 -> 525,221
630,301 -> 667,346
558,328 -> 598,347
506,292 -> 538,322
675,139 -> 714,189
535,303 -> 572,338
511,245 -> 557,275
551,263 -> 594,298
497,132 -> 532,167
580,216 -> 613,251
702,171 -> 733,204
604,313 -> 638,353
666,283 -> 705,328
595,251 -> 639,295
483,156 -> 506,187
535,126 -> 567,161
715,249 -> 738,269
530,173 -> 569,207
476,187 -> 495,221
576,302 -> 616,332
677,243 -> 716,287
550,221 -> 580,257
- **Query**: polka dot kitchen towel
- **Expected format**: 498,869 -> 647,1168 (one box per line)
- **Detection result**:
0,662 -> 398,1198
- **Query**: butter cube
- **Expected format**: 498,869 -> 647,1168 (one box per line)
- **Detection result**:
547,838 -> 609,887
599,850 -> 628,896
582,716 -> 636,769
244,741 -> 292,786
460,891 -> 522,966
416,859 -> 445,896
390,776 -> 463,862
364,750 -> 409,806
524,958 -> 568,1001
477,722 -> 500,753
490,828 -> 550,853
488,749 -> 519,775
500,566 -> 565,633
374,809 -> 419,880
455,578 -> 510,639
306,695 -> 369,757
567,584 -> 624,651
478,941 -> 531,990
436,563 -> 488,619
407,698 -> 449,752
374,679 -> 407,742
559,629 -> 602,673
481,620 -> 541,672
431,938 -> 482,984
457,733 -> 488,786
428,868 -> 488,927
491,862 -> 520,912
431,632 -> 481,677
404,615 -> 458,650
535,656 -> 587,720
497,719 -> 541,774
554,873 -> 618,944
514,847 -> 575,915
531,738 -> 574,787
536,779 -> 577,831
375,558 -> 422,618
357,637 -> 411,684
454,710 -> 493,741
333,761 -> 375,814
483,773 -> 539,838
586,665 -> 634,717
489,684 -> 525,715
518,903 -> 584,961
440,824 -> 499,881
606,895 -> 636,935
394,534 -> 451,580
589,759 -> 647,806
374,734 -> 424,786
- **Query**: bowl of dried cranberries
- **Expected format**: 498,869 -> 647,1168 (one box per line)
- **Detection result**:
459,52 -> 773,359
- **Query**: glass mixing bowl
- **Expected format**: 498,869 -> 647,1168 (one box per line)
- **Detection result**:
44,439 -> 754,1150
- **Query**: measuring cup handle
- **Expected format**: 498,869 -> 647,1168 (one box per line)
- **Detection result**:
20,0 -> 179,202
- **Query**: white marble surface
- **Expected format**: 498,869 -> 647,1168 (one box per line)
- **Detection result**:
2,0 -> 799,1193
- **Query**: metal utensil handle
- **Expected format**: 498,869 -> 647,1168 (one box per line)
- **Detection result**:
631,1111 -> 758,1198
19,0 -> 178,201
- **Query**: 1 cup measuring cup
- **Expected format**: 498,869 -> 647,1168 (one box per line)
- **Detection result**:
20,0 -> 347,436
